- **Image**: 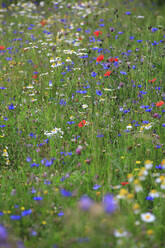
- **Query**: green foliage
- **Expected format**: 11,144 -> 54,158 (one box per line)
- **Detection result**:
0,0 -> 165,247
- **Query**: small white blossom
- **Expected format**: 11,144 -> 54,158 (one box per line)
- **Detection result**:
141,213 -> 155,223
114,229 -> 129,237
82,104 -> 88,109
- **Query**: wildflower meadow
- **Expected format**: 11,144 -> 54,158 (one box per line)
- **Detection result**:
0,0 -> 165,247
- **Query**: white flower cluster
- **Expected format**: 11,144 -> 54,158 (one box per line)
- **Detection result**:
44,127 -> 64,138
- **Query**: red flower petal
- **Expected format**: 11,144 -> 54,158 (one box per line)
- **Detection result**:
32,74 -> 38,79
104,71 -> 112,77
78,120 -> 86,127
121,182 -> 129,186
149,78 -> 156,83
156,101 -> 164,107
40,20 -> 47,26
96,55 -> 104,62
109,58 -> 118,62
0,46 -> 5,50
93,30 -> 102,37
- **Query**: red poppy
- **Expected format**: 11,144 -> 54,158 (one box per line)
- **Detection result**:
109,57 -> 118,62
32,74 -> 38,79
78,120 -> 86,127
104,71 -> 112,77
149,78 -> 156,83
40,20 -> 47,26
96,55 -> 104,62
121,182 -> 129,186
93,30 -> 102,37
0,46 -> 5,50
156,100 -> 164,107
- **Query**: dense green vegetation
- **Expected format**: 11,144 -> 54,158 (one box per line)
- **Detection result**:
0,0 -> 165,247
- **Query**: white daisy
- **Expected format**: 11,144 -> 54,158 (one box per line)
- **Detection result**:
149,190 -> 160,198
114,229 -> 128,237
145,160 -> 153,170
82,104 -> 88,109
141,213 -> 156,223
160,182 -> 165,190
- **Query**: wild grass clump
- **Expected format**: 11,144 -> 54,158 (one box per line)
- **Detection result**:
0,0 -> 165,247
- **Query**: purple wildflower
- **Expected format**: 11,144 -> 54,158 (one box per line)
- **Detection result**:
0,225 -> 8,241
78,195 -> 94,211
102,194 -> 117,214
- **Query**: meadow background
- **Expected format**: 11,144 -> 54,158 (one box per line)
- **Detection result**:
0,0 -> 165,247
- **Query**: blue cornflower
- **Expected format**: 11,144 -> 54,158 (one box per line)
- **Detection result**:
96,90 -> 102,96
33,196 -> 43,201
58,212 -> 64,217
125,11 -> 131,15
49,80 -> 53,86
85,29 -> 91,33
21,209 -> 32,216
123,109 -> 130,114
139,91 -> 147,95
93,184 -> 101,190
31,188 -> 36,194
79,55 -> 88,58
31,230 -> 37,236
10,215 -> 21,220
30,163 -> 39,167
152,41 -> 159,46
0,125 -> 5,128
130,36 -> 134,40
96,134 -> 104,138
60,189 -> 72,197
6,57 -> 12,61
155,165 -> 162,169
146,196 -> 154,201
142,121 -> 149,124
67,121 -> 75,125
151,28 -> 158,32
137,40 -> 143,43
145,108 -> 152,112
120,71 -> 127,75
45,159 -> 53,167
76,90 -> 87,94
59,99 -> 66,106
91,72 -> 97,77
44,180 -> 51,185
162,124 -> 165,127
8,103 -> 15,110
29,133 -> 36,138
